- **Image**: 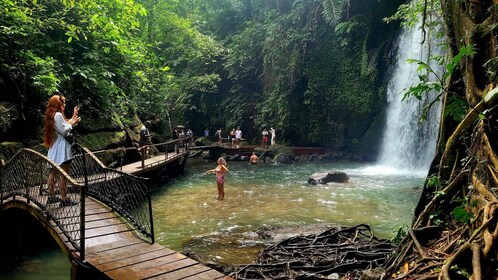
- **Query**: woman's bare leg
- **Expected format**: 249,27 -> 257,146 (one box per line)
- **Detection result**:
60,163 -> 71,199
47,169 -> 56,196
217,181 -> 224,200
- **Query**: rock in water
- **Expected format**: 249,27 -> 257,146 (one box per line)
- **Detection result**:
308,170 -> 349,184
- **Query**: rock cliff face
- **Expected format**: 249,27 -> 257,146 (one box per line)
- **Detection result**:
75,113 -> 141,151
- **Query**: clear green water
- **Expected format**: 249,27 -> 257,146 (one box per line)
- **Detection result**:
1,248 -> 70,280
2,159 -> 424,277
152,159 -> 424,265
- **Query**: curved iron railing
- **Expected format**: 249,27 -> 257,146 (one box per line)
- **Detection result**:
71,145 -> 154,243
0,148 -> 84,255
0,144 -> 155,261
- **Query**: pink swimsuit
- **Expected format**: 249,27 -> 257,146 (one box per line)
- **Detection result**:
216,174 -> 225,184
215,166 -> 225,184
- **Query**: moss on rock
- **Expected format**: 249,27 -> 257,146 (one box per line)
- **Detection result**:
82,112 -> 124,132
77,131 -> 126,151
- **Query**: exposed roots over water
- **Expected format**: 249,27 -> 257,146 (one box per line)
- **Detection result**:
233,224 -> 394,279
384,106 -> 498,279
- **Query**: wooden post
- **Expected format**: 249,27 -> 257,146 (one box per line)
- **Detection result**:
148,191 -> 155,244
22,154 -> 30,205
141,146 -> 145,169
0,162 -> 2,204
120,150 -> 123,172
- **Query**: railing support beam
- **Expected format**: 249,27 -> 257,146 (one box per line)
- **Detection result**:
80,148 -> 88,261
141,146 -> 145,169
148,192 -> 155,244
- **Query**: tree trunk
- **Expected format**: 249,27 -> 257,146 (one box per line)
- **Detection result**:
384,1 -> 498,279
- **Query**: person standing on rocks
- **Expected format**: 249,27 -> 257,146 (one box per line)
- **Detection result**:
235,126 -> 242,148
262,129 -> 269,147
270,127 -> 276,145
215,128 -> 222,145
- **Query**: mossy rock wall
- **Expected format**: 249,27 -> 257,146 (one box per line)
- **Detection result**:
77,131 -> 127,151
75,111 -> 144,151
277,0 -> 400,158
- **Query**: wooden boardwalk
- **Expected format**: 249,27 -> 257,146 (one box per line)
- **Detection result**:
1,195 -> 231,279
189,144 -> 257,160
0,146 -> 231,279
117,150 -> 188,176
84,198 -> 230,279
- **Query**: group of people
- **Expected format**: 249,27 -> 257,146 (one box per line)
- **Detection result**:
173,127 -> 193,143
208,126 -> 277,148
262,127 -> 276,147
213,126 -> 243,147
42,94 -> 275,205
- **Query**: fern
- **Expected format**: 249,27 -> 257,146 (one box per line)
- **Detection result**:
321,0 -> 346,26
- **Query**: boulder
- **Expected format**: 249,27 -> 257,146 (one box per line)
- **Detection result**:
308,170 -> 349,184
275,153 -> 294,164
195,136 -> 211,146
189,150 -> 203,158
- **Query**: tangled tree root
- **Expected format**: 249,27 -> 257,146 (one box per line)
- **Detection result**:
233,224 -> 393,279
384,117 -> 498,279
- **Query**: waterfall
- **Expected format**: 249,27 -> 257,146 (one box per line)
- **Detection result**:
376,22 -> 442,174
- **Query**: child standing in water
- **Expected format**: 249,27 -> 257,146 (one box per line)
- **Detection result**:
206,157 -> 229,200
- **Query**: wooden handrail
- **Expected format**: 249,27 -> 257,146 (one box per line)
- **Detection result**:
89,138 -> 188,170
92,138 -> 185,155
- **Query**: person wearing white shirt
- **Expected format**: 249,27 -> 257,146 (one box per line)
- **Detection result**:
235,127 -> 242,148
43,95 -> 81,207
270,127 -> 276,145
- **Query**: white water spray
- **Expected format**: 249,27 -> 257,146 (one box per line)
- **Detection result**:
376,22 -> 442,174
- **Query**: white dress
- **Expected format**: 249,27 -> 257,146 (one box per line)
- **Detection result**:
47,112 -> 73,165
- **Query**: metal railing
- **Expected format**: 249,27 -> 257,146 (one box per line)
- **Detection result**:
0,144 -> 155,261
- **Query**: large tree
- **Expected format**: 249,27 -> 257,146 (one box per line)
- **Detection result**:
385,0 -> 498,279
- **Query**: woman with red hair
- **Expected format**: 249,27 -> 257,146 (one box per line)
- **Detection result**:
43,95 -> 80,206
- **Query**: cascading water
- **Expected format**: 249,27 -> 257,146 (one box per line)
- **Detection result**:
376,22 -> 442,174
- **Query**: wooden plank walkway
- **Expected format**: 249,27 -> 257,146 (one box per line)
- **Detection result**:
1,196 -> 230,280
84,198 -> 230,279
117,150 -> 188,176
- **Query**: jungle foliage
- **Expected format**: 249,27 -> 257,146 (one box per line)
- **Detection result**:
0,0 -> 400,155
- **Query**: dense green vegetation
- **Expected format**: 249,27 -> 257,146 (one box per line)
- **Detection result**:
0,0 -> 401,159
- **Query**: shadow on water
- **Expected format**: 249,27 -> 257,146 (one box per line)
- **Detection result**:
1,249 -> 69,280
152,159 -> 425,265
1,209 -> 70,280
